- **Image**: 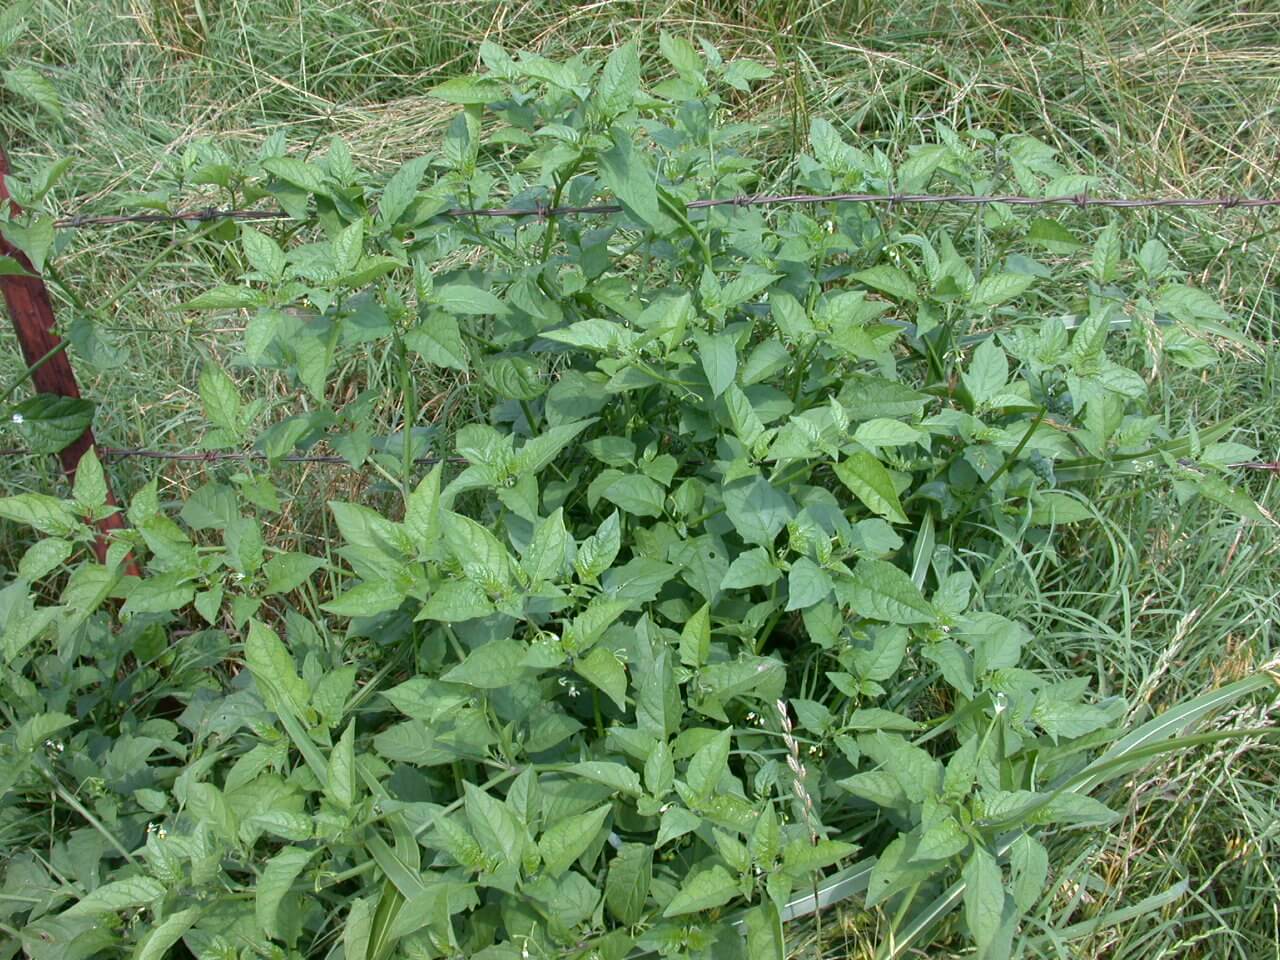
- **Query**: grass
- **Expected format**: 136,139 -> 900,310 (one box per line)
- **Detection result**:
2,0 -> 1278,956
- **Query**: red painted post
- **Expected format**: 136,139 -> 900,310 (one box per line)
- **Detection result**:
0,144 -> 138,573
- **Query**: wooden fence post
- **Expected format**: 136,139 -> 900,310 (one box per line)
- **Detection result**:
0,144 -> 138,573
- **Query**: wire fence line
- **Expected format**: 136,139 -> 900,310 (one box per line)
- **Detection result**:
48,190 -> 1280,230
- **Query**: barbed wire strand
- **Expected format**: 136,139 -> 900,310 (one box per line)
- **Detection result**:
47,191 -> 1280,230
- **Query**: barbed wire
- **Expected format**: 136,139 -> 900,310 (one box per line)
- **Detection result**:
48,190 -> 1280,230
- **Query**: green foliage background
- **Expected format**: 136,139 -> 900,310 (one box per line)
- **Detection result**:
0,3 -> 1277,959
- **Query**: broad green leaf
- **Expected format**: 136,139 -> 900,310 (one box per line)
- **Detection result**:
322,580 -> 405,617
332,219 -> 365,273
685,728 -> 731,798
662,864 -> 739,917
135,908 -> 202,960
853,418 -> 926,448
328,721 -> 357,808
566,761 -> 643,796
182,285 -> 269,310
695,332 -> 738,398
852,264 -> 917,302
257,847 -> 315,942
199,362 -> 243,438
3,65 -> 63,121
523,508 -> 572,582
10,394 -> 94,454
464,782 -> 526,865
962,846 -> 1005,951
428,76 -> 506,103
606,842 -> 653,924
262,156 -> 329,194
835,452 -> 908,524
245,618 -> 310,715
431,283 -> 508,316
576,646 -> 628,711
961,339 -> 1007,406
721,547 -> 780,590
599,128 -> 663,229
539,804 -> 611,877
599,473 -> 667,518
62,876 -> 165,917
378,156 -> 431,228
418,579 -> 494,622
442,639 -> 527,689
264,552 -> 325,594
514,420 -> 595,474
679,603 -> 711,668
971,272 -> 1035,308
240,225 -> 285,281
744,902 -> 784,960
786,558 -> 834,611
576,511 -> 621,581
637,649 -> 680,741
122,573 -> 194,615
843,559 -> 936,624
1092,222 -> 1121,283
723,477 -> 794,546
406,312 -> 469,370
597,42 -> 641,116
71,447 -> 107,510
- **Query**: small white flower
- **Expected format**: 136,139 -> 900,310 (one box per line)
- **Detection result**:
568,685 -> 580,698
994,692 -> 1008,715
11,413 -> 24,425
745,712 -> 757,722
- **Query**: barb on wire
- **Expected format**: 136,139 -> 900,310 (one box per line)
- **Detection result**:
48,190 -> 1280,230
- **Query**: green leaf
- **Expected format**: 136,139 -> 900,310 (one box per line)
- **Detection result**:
428,76 -> 506,103
566,761 -> 643,796
597,42 -> 641,115
199,362 -> 243,438
539,804 -> 611,877
406,312 -> 469,371
722,477 -> 795,547
418,580 -> 494,622
971,272 -> 1035,308
835,452 -> 908,524
135,908 -> 202,960
606,842 -> 653,924
853,418 -> 926,448
257,847 -> 315,942
523,508 -> 571,582
962,339 -> 1007,407
721,547 -> 781,590
443,510 -> 512,587
576,646 -> 628,711
10,394 -> 94,454
431,283 -> 508,316
71,447 -> 107,510
962,846 -> 1005,951
121,572 -> 194,615
332,219 -> 365,273
637,649 -> 680,741
245,618 -> 311,715
662,864 -> 739,917
599,128 -> 663,229
322,580 -> 405,617
1091,222 -> 1121,284
745,901 -> 784,960
264,552 -> 325,594
464,782 -> 526,865
442,639 -> 527,689
240,225 -> 286,281
0,493 -> 77,536
695,331 -> 738,398
62,876 -> 165,917
685,728 -> 731,798
328,721 -> 357,808
844,559 -> 936,624
598,473 -> 666,518
378,156 -> 431,228
786,558 -> 834,611
183,285 -> 269,310
576,511 -> 621,581
515,419 -> 595,475
262,156 -> 329,195
679,603 -> 711,668
852,264 -> 917,302
3,65 -> 63,121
